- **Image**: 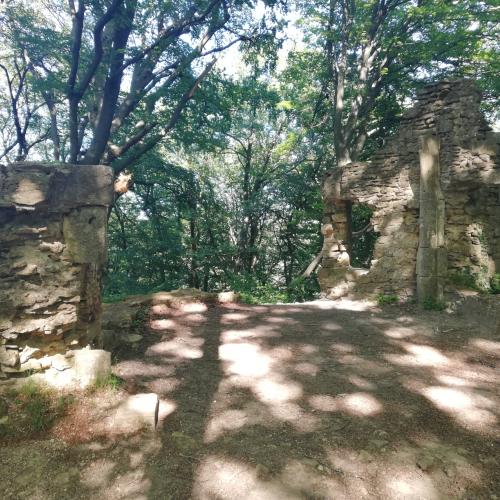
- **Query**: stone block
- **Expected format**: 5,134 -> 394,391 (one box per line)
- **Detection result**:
62,207 -> 108,265
73,349 -> 111,388
217,291 -> 240,303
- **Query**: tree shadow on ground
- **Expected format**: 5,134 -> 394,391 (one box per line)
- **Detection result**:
1,299 -> 499,499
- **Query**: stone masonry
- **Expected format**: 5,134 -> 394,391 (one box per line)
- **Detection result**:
0,162 -> 113,377
319,80 -> 500,300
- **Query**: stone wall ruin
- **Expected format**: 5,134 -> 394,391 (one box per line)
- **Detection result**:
319,80 -> 500,301
0,162 -> 113,378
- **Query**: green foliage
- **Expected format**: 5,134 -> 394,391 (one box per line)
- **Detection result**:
448,268 -> 479,290
448,267 -> 500,294
90,374 -> 124,392
422,297 -> 446,311
489,274 -> 500,295
350,204 -> 378,268
231,274 -> 319,304
104,74 -> 324,303
0,381 -> 74,438
377,294 -> 399,306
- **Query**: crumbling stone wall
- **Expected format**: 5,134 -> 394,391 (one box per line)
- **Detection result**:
319,80 -> 500,299
0,163 -> 113,376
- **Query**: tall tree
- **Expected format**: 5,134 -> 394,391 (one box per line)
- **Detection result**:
292,0 -> 499,166
0,0 -> 283,169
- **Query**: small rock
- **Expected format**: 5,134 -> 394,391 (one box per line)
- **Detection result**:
19,346 -> 40,364
51,353 -> 72,371
124,334 -> 143,343
0,346 -> 19,367
417,454 -> 437,472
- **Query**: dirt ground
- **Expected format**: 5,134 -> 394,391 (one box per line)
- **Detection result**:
1,296 -> 500,499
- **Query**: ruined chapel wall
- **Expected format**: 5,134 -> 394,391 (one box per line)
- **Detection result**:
0,163 -> 113,376
320,80 -> 500,299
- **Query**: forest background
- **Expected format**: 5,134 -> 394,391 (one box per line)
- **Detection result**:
0,0 -> 498,303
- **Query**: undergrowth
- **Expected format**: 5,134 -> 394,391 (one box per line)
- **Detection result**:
88,374 -> 124,393
0,380 -> 74,439
377,294 -> 399,306
422,297 -> 446,311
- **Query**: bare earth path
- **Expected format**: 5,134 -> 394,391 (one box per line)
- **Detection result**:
1,298 -> 500,499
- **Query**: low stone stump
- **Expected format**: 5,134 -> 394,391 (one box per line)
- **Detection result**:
29,348 -> 111,389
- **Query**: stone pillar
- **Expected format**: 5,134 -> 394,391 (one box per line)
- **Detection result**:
0,162 -> 113,377
416,135 -> 446,304
317,201 -> 355,298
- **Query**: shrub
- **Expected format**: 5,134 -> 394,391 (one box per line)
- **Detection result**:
377,294 -> 399,306
490,274 -> 500,294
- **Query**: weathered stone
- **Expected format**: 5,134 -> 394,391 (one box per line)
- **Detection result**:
0,347 -> 19,367
73,349 -> 111,388
319,80 -> 500,299
0,163 -> 113,381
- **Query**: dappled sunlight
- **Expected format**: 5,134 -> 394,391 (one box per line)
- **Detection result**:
255,378 -> 303,403
192,455 -> 301,499
48,299 -> 500,498
309,394 -> 338,412
158,399 -> 177,423
330,342 -> 356,353
294,362 -> 319,376
384,326 -> 416,339
204,409 -> 249,443
147,337 -> 204,359
149,318 -> 177,331
341,392 -> 383,416
420,386 -> 498,434
114,360 -> 176,378
279,459 -> 345,497
385,342 -> 450,367
268,401 -> 320,431
181,302 -> 209,313
308,392 -> 382,417
383,473 -> 438,500
470,338 -> 500,355
266,316 -> 298,325
436,374 -> 476,387
348,375 -> 376,390
221,327 -> 282,342
321,321 -> 342,331
146,377 -> 181,395
221,312 -> 250,323
219,342 -> 272,377
81,459 -> 116,489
